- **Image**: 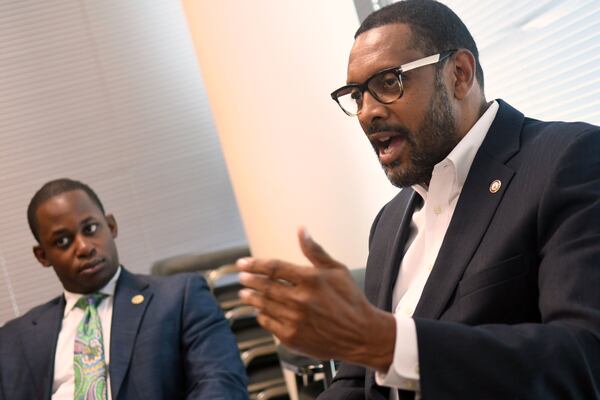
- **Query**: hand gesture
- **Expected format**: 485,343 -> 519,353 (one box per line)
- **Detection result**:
237,227 -> 395,371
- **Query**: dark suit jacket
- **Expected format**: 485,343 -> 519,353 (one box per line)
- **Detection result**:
0,268 -> 248,400
318,100 -> 600,399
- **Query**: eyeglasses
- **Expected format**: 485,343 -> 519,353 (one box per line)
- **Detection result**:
330,50 -> 456,116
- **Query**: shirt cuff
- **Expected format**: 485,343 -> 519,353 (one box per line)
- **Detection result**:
375,315 -> 420,392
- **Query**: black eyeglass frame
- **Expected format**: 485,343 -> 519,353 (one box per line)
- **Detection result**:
330,49 -> 457,116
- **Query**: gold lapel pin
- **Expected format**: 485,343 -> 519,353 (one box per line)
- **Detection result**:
489,179 -> 502,193
131,294 -> 144,305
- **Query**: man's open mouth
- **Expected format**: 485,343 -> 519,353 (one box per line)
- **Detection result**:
376,135 -> 394,155
371,133 -> 406,163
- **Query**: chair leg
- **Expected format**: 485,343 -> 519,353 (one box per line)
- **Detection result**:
254,384 -> 289,400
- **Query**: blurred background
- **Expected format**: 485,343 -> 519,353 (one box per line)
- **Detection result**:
1,0 -> 599,327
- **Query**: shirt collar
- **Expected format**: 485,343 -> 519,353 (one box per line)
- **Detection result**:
63,265 -> 122,318
447,100 -> 499,190
412,100 -> 499,199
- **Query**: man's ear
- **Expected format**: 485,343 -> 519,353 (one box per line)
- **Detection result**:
106,214 -> 118,239
451,49 -> 477,100
33,245 -> 51,267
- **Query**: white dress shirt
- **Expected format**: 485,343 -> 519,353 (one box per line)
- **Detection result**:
52,266 -> 121,400
376,102 -> 499,398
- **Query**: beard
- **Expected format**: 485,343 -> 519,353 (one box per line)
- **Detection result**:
372,75 -> 460,188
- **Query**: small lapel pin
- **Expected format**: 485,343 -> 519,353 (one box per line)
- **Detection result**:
131,294 -> 144,305
489,179 -> 502,193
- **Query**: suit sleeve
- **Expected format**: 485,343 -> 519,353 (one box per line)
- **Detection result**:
415,127 -> 600,399
180,275 -> 248,400
316,362 -> 368,400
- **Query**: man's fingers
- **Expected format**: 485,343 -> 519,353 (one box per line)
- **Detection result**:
237,291 -> 288,339
254,313 -> 288,341
239,288 -> 300,321
237,257 -> 307,284
236,228 -> 342,276
238,272 -> 295,302
297,226 -> 338,268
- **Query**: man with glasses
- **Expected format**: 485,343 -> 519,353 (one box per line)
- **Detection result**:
237,0 -> 600,399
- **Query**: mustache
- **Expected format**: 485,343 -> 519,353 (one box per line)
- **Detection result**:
368,122 -> 410,135
368,122 -> 412,139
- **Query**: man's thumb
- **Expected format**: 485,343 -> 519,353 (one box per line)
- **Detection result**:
297,226 -> 336,268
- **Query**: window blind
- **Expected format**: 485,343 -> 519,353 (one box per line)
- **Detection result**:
0,0 -> 246,325
368,0 -> 600,125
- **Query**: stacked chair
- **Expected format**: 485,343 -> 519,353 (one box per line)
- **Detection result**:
275,267 -> 366,399
277,346 -> 337,399
151,246 -> 289,400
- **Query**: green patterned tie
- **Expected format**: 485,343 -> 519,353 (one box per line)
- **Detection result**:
74,293 -> 108,400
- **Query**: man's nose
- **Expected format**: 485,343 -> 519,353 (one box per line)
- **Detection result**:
74,235 -> 95,257
359,91 -> 389,125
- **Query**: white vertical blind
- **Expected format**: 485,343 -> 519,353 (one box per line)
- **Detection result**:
0,0 -> 246,325
372,0 -> 600,124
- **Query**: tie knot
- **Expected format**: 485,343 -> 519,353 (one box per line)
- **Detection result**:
75,293 -> 107,310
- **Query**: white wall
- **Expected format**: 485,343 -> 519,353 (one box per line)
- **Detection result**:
0,0 -> 246,325
183,0 -> 398,267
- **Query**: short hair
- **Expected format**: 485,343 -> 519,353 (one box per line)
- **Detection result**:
356,0 -> 484,89
27,178 -> 105,242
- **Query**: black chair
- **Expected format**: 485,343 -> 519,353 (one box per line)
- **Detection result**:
224,306 -> 287,399
206,263 -> 246,311
151,246 -> 290,400
276,267 -> 366,399
226,306 -> 275,351
151,245 -> 250,276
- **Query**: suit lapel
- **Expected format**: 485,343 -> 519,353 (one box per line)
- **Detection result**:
413,100 -> 524,319
364,190 -> 422,400
22,297 -> 64,400
109,269 -> 152,400
375,189 -> 421,311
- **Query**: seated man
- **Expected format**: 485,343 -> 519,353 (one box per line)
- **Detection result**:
0,178 -> 248,400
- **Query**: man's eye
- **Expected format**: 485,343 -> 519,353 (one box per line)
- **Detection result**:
84,223 -> 99,235
55,237 -> 71,248
350,90 -> 362,101
380,74 -> 399,90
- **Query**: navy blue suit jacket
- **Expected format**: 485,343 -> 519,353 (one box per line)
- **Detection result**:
318,100 -> 600,399
0,268 -> 248,400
